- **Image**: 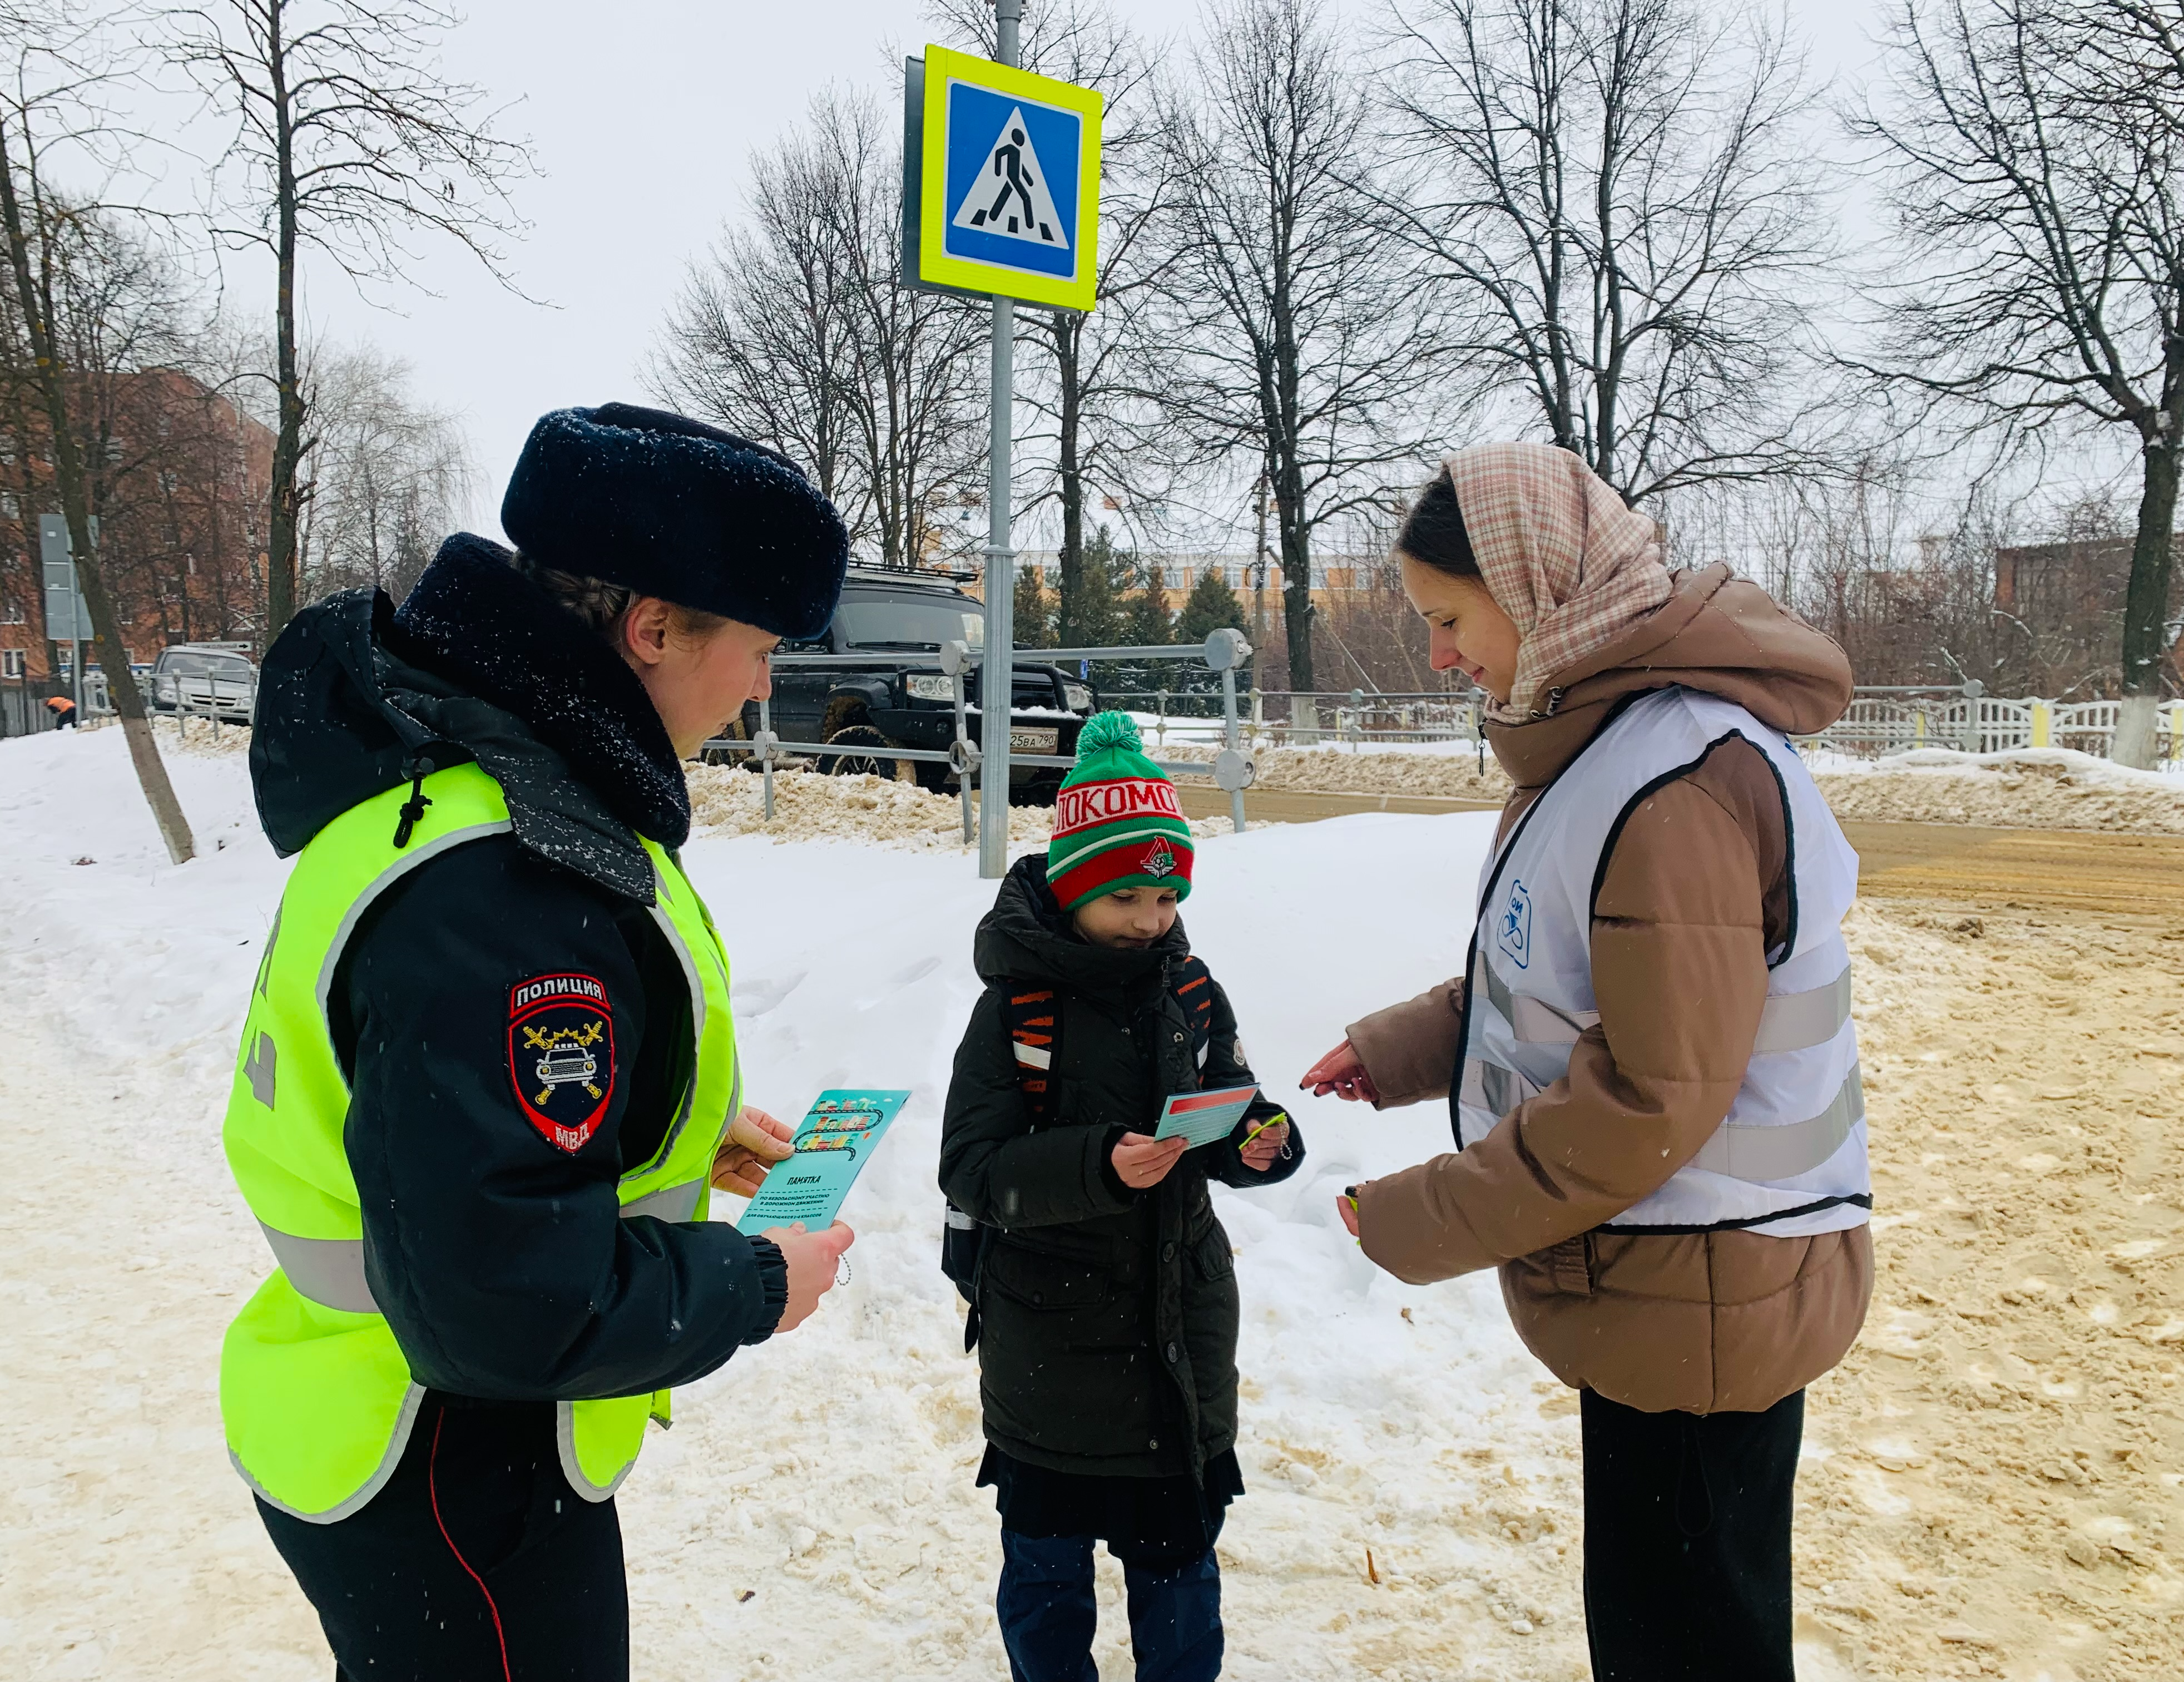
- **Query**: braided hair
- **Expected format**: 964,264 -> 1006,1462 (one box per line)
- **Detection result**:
507,550 -> 729,644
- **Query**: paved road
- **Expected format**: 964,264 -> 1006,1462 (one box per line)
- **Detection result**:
1176,784 -> 2184,921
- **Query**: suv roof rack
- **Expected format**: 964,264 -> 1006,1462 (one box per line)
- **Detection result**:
844,562 -> 980,586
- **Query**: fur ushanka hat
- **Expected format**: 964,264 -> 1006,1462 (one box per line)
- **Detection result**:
501,402 -> 850,640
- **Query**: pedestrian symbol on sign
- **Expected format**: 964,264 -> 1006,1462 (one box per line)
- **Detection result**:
953,107 -> 1069,250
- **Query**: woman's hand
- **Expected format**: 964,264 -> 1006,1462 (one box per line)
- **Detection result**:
1112,1131 -> 1188,1189
1300,1040 -> 1379,1104
711,1106 -> 796,1198
1337,1186 -> 1363,1238
1238,1118 -> 1290,1172
764,1220 -> 855,1333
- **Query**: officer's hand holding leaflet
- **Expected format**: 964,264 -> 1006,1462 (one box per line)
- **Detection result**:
714,1104 -> 852,1332
766,1220 -> 856,1331
710,1105 -> 798,1198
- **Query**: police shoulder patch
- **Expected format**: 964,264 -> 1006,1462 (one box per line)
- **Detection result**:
507,972 -> 616,1154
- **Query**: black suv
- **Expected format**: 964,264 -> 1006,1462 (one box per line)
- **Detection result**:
706,566 -> 1096,803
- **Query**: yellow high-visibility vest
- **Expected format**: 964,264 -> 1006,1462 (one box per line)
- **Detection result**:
219,761 -> 740,1521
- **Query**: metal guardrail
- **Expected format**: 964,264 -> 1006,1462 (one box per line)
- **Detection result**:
704,630 -> 1258,847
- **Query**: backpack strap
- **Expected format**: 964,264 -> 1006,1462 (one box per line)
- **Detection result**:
1171,954 -> 1215,1073
1007,987 -> 1059,1124
1004,959 -> 1217,1120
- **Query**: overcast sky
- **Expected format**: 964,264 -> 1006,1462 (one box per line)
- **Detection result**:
191,0 -> 1900,537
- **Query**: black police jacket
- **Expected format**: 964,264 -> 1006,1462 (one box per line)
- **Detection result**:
938,855 -> 1304,1481
248,533 -> 787,1403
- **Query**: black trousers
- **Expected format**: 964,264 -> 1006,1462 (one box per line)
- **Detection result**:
256,1397 -> 627,1682
1580,1387 -> 1804,1682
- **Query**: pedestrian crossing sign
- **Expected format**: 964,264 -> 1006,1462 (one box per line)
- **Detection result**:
905,45 -> 1101,311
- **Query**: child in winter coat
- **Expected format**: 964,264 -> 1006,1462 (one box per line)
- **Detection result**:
939,713 -> 1304,1682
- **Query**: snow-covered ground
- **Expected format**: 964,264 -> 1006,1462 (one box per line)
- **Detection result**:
0,729 -> 1609,1681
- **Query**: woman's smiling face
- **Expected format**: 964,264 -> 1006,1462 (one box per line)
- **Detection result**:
1400,553 -> 1522,704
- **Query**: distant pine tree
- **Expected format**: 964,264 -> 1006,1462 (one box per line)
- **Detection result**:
1122,560 -> 1176,646
1013,562 -> 1054,649
1062,525 -> 1127,647
1176,565 -> 1246,645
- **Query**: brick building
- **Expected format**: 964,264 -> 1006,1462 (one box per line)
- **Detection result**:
0,368 -> 274,689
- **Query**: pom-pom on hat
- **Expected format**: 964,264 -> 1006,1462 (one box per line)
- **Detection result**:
501,402 -> 850,641
1047,712 -> 1196,913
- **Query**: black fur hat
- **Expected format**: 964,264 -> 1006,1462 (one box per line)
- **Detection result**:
500,403 -> 850,640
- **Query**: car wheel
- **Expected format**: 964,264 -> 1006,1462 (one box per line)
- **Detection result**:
822,723 -> 915,782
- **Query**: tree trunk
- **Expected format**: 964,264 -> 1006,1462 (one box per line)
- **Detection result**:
0,118 -> 193,861
1275,460 -> 1314,700
1251,468 -> 1269,695
266,0 -> 302,641
2114,434 -> 2178,768
1051,310 -> 1086,644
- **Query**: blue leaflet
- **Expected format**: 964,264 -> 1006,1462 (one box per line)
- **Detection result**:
734,1090 -> 912,1235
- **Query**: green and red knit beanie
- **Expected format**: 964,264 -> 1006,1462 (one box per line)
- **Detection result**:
1047,712 -> 1196,913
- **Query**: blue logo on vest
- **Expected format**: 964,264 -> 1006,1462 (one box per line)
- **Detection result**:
1498,878 -> 1533,969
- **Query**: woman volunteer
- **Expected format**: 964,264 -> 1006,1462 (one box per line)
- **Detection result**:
220,404 -> 855,1680
1304,443 -> 1873,1681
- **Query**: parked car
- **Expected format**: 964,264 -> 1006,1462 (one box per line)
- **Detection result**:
148,643 -> 257,723
704,566 -> 1096,803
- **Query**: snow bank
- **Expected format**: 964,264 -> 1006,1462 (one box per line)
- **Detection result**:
685,764 -> 1237,851
1168,738 -> 2184,834
1163,741 -> 1513,804
0,726 -> 1598,1680
1814,748 -> 2184,835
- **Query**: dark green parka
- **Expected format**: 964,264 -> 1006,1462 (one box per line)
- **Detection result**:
939,855 -> 1305,1482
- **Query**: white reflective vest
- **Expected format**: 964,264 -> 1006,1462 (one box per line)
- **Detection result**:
1454,687 -> 1871,1236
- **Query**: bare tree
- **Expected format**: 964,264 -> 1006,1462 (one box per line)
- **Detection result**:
649,140 -> 864,520
1854,0 -> 2184,764
172,0 -> 529,639
1151,0 -> 1441,699
651,90 -> 984,568
1383,0 -> 1832,504
0,14 -> 193,860
298,339 -> 472,601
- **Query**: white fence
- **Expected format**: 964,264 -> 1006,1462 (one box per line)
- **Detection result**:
1807,695 -> 2183,764
1137,684 -> 2181,769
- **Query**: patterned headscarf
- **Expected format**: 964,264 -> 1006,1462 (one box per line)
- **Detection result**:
1443,443 -> 1672,722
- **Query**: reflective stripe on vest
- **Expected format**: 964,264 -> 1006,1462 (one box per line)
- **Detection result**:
221,761 -> 741,1520
1482,959 -> 1853,1053
1455,687 -> 1871,1238
260,1177 -> 712,1315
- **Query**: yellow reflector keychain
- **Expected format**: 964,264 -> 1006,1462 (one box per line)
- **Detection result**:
1242,1110 -> 1294,1157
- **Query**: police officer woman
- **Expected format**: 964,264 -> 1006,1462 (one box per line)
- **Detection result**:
220,405 -> 855,1680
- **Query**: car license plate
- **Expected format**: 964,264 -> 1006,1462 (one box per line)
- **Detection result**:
1010,727 -> 1059,754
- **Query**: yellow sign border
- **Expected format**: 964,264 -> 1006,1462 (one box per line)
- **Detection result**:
919,44 -> 1101,311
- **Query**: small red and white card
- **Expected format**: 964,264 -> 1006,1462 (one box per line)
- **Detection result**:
1153,1084 -> 1260,1148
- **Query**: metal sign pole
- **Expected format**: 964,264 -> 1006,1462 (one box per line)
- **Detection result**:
978,0 -> 1024,881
